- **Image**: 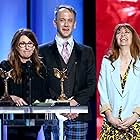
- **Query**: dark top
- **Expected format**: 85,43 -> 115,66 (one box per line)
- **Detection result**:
0,60 -> 49,105
39,40 -> 96,121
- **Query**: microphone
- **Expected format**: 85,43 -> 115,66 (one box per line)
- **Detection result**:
26,60 -> 32,106
26,60 -> 32,68
26,60 -> 33,80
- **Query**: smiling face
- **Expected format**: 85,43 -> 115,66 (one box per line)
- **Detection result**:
54,8 -> 76,39
17,35 -> 35,63
116,27 -> 132,48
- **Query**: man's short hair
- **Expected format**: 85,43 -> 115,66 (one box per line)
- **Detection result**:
54,4 -> 77,20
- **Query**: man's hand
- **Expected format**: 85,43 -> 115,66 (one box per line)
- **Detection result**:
62,113 -> 79,120
69,99 -> 78,106
61,98 -> 79,120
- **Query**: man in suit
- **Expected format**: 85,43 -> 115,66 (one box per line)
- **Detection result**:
39,4 -> 96,140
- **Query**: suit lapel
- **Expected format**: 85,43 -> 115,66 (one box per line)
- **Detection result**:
111,58 -> 137,97
122,59 -> 135,97
74,42 -> 81,78
111,58 -> 122,96
122,66 -> 133,97
72,42 -> 81,92
51,41 -> 63,70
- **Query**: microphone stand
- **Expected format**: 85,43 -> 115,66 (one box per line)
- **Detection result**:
29,76 -> 32,106
26,61 -> 32,106
25,61 -> 32,126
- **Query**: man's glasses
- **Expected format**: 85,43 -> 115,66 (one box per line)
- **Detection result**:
18,41 -> 34,48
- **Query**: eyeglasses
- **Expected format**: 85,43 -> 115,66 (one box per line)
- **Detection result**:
18,41 -> 34,48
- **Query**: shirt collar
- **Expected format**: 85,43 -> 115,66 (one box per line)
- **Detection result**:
55,35 -> 74,55
55,35 -> 74,47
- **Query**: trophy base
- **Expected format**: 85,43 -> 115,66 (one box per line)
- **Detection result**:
0,95 -> 15,106
55,100 -> 70,106
55,95 -> 70,106
57,96 -> 68,101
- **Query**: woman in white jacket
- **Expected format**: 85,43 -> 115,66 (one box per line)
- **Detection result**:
98,23 -> 140,139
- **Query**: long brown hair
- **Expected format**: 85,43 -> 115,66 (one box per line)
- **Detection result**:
108,23 -> 140,65
8,28 -> 43,83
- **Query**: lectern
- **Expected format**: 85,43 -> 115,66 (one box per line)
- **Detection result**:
0,106 -> 88,140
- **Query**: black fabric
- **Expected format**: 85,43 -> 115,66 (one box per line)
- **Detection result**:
59,48 -> 76,98
0,60 -> 49,103
8,126 -> 40,140
0,60 -> 50,140
39,40 -> 96,121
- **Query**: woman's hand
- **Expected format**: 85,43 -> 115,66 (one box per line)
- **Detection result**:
105,110 -> 122,128
10,95 -> 28,106
107,115 -> 122,128
120,113 -> 139,130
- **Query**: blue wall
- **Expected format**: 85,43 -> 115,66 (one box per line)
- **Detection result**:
0,1 -> 84,139
30,0 -> 83,44
0,0 -> 27,61
0,0 -> 83,60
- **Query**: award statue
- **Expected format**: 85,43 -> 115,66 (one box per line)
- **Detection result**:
0,68 -> 15,106
53,68 -> 69,104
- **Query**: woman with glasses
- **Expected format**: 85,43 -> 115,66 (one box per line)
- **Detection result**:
0,28 -> 49,140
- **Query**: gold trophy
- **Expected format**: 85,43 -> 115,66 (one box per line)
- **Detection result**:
53,68 -> 69,104
0,68 -> 15,106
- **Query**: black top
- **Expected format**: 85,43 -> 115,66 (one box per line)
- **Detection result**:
0,60 -> 50,105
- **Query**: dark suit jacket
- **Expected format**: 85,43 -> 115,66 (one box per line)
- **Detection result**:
39,40 -> 96,121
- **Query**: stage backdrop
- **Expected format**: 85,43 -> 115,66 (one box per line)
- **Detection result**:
0,0 -> 83,61
0,0 -> 27,61
0,1 -> 83,140
96,0 -> 140,139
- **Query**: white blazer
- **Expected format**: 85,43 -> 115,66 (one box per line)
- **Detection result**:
98,56 -> 140,121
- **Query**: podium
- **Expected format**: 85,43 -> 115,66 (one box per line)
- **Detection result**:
0,106 -> 88,140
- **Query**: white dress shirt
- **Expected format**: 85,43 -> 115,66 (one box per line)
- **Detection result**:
55,35 -> 74,56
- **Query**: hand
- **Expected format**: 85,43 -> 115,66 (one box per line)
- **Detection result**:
70,99 -> 78,106
107,115 -> 122,128
61,113 -> 79,120
10,95 -> 28,106
105,110 -> 122,128
120,113 -> 139,130
61,99 -> 79,120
